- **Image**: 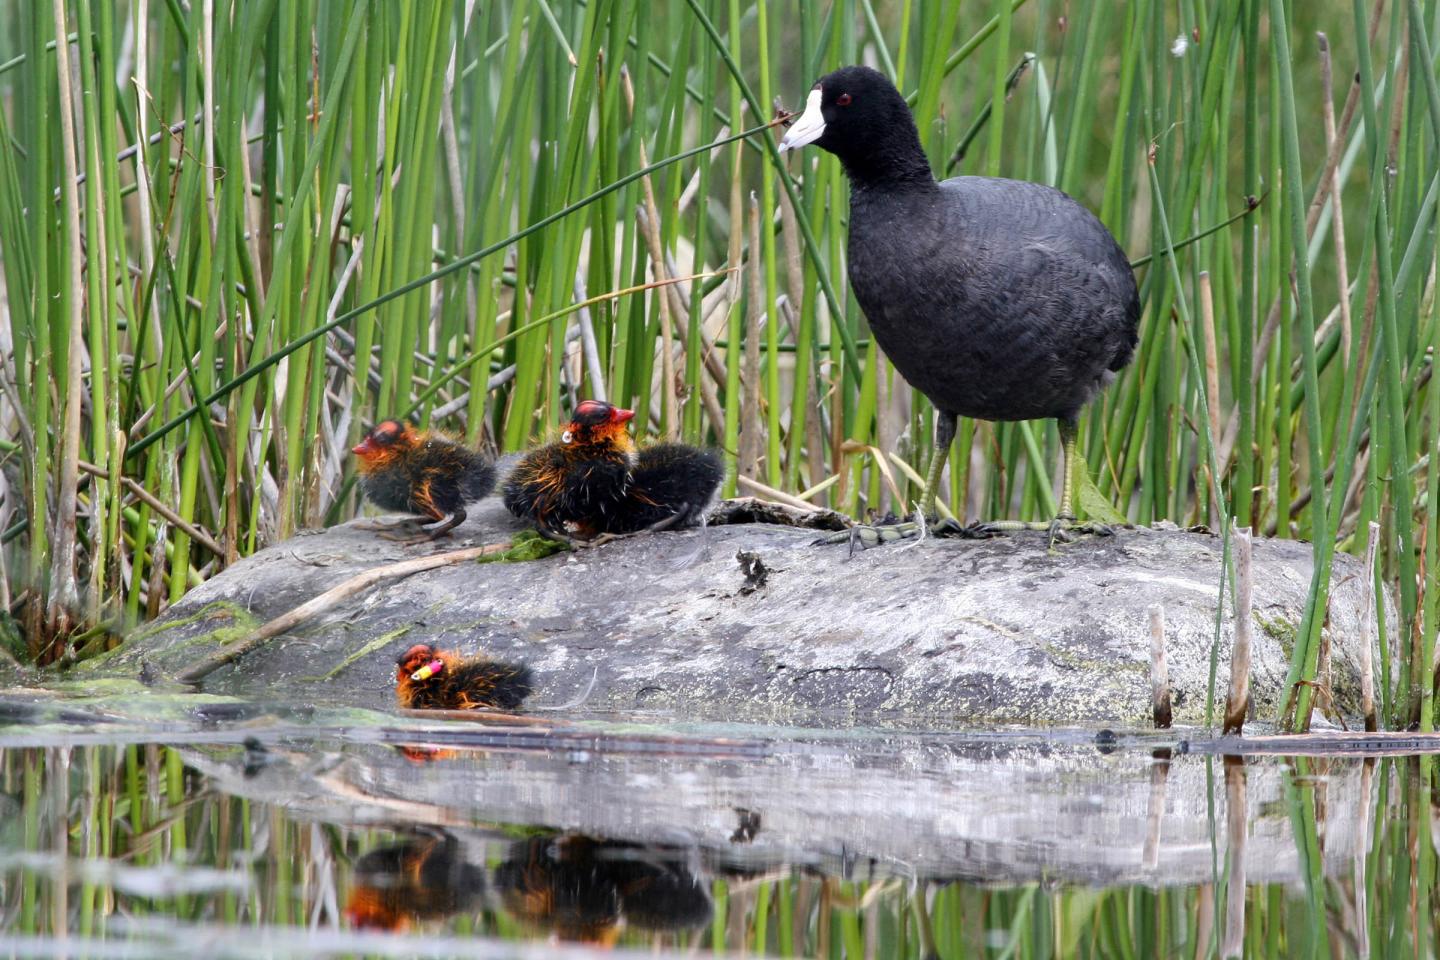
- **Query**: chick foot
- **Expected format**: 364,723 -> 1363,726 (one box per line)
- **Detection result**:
537,507 -> 686,550
375,511 -> 466,544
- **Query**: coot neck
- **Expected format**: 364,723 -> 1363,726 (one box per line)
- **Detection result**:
839,125 -> 936,193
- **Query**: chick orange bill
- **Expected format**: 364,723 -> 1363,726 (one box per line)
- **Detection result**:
410,659 -> 446,682
351,436 -> 378,456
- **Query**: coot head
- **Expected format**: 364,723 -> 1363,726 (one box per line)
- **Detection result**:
779,65 -> 929,183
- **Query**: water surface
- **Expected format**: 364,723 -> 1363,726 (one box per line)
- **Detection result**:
0,710 -> 1434,958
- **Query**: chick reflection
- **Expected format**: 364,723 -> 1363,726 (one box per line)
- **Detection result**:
344,833 -> 484,932
494,834 -> 712,946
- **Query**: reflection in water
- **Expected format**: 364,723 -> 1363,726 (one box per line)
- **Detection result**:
0,738 -> 1438,957
344,833 -> 484,931
337,830 -> 713,945
495,835 -> 711,944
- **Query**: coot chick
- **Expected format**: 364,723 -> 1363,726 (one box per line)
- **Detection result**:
779,66 -> 1139,545
494,834 -> 712,945
344,834 -> 484,931
502,400 -> 722,545
352,419 -> 496,541
394,642 -> 532,711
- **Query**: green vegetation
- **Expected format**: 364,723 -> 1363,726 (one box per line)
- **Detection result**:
0,743 -> 1435,957
0,1 -> 1437,731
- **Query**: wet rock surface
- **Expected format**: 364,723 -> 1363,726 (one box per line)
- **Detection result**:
182,729 -> 1371,888
95,499 -> 1382,726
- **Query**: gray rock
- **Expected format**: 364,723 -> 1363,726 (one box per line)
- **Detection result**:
90,499 -> 1383,726
181,730 -> 1372,888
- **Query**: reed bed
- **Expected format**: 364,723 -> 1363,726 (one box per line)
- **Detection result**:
0,1 -> 1437,731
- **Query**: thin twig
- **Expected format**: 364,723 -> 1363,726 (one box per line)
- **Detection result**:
176,541 -> 509,684
735,475 -> 822,512
78,461 -> 224,557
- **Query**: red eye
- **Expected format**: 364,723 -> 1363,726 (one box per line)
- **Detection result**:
837,93 -> 853,106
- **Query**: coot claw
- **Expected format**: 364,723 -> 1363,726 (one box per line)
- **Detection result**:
817,516 -> 985,553
814,521 -> 920,552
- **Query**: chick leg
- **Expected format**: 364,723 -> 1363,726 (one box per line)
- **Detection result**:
420,507 -> 467,540
559,508 -> 686,549
379,507 -> 466,543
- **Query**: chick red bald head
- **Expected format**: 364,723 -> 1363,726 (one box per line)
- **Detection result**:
352,419 -> 413,462
561,400 -> 636,454
396,643 -> 439,681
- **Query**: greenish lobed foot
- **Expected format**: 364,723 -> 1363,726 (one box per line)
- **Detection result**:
815,516 -> 1119,552
970,516 -> 1118,548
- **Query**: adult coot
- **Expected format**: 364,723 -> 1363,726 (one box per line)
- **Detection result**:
779,65 -> 1139,544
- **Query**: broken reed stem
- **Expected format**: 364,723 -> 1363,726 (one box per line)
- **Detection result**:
1198,271 -> 1222,519
736,475 -> 823,512
1361,520 -> 1380,731
1141,750 -> 1169,870
175,541 -> 509,684
1192,886 -> 1216,960
1220,756 -> 1248,959
1224,524 -> 1254,735
1199,271 -> 1222,443
1149,604 -> 1171,729
1352,759 -> 1373,958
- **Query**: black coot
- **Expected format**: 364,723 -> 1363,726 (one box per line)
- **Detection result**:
779,65 -> 1139,542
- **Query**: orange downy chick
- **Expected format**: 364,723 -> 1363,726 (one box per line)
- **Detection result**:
394,643 -> 533,711
352,419 -> 495,540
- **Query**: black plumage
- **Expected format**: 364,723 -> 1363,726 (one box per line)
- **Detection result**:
344,835 -> 484,931
619,442 -> 725,531
502,400 -> 722,543
352,419 -> 496,540
494,835 -> 712,945
779,65 -> 1139,534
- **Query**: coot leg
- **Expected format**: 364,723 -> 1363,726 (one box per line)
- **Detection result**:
1057,418 -> 1077,520
968,418 -> 1115,547
823,413 -> 961,553
920,411 -> 958,521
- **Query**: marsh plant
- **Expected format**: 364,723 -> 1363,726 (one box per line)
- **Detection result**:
0,1 -> 1438,730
